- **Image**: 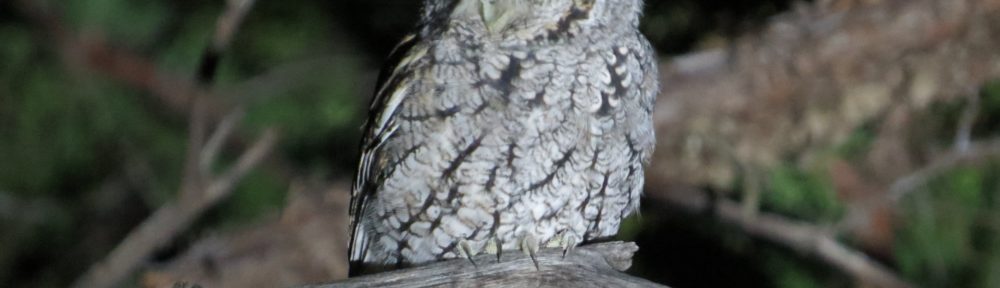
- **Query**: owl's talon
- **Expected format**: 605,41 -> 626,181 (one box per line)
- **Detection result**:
484,236 -> 503,263
520,233 -> 540,271
545,232 -> 563,248
562,236 -> 578,259
459,240 -> 479,268
546,230 -> 579,259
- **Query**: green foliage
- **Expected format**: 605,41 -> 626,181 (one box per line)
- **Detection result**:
764,254 -> 824,288
242,60 -> 361,131
0,0 -> 362,286
0,26 -> 34,81
64,0 -> 170,48
4,64 -> 95,193
641,2 -> 698,52
155,8 -> 217,73
980,230 -> 1000,288
616,213 -> 644,241
890,82 -> 1000,288
836,123 -> 877,160
764,164 -> 844,222
895,166 -> 1000,288
974,79 -> 1000,137
641,0 -> 798,54
982,80 -> 1000,108
214,169 -> 286,227
235,0 -> 334,73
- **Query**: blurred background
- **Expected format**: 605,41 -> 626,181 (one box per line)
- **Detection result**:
2,0 -> 999,287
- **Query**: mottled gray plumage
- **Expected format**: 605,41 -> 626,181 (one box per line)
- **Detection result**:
349,0 -> 658,275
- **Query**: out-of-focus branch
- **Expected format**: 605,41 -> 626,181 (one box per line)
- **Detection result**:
888,138 -> 1000,202
652,0 -> 1000,188
71,129 -> 278,288
200,110 -> 244,174
212,0 -> 256,51
644,2 -> 1000,282
648,186 -> 914,288
954,92 -> 981,153
14,0 -> 203,116
17,0 -> 302,183
64,1 -> 264,288
141,180 -> 353,288
197,0 -> 257,84
13,0 -> 232,119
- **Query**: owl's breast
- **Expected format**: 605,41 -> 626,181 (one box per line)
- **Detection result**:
359,28 -> 656,267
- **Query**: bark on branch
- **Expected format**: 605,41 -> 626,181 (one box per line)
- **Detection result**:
300,242 -> 665,288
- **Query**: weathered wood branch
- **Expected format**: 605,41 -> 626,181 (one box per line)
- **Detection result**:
649,186 -> 913,288
300,242 -> 665,288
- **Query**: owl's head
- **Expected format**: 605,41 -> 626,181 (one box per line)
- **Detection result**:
421,0 -> 644,35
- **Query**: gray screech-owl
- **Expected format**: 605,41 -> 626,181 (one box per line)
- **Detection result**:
349,0 -> 658,275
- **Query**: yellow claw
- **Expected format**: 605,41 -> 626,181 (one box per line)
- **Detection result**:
484,236 -> 503,263
459,240 -> 479,268
520,233 -> 540,270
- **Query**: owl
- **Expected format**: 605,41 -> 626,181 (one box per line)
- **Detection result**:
349,0 -> 658,275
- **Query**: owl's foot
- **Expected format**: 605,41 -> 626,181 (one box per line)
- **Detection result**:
519,233 -> 541,270
484,236 -> 503,263
458,240 -> 479,268
545,230 -> 580,259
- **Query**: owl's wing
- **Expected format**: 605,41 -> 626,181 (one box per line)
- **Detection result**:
349,33 -> 423,265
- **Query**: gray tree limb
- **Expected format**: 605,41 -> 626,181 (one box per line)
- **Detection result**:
300,242 -> 665,288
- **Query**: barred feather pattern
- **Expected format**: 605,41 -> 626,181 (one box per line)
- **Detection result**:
349,0 -> 658,275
